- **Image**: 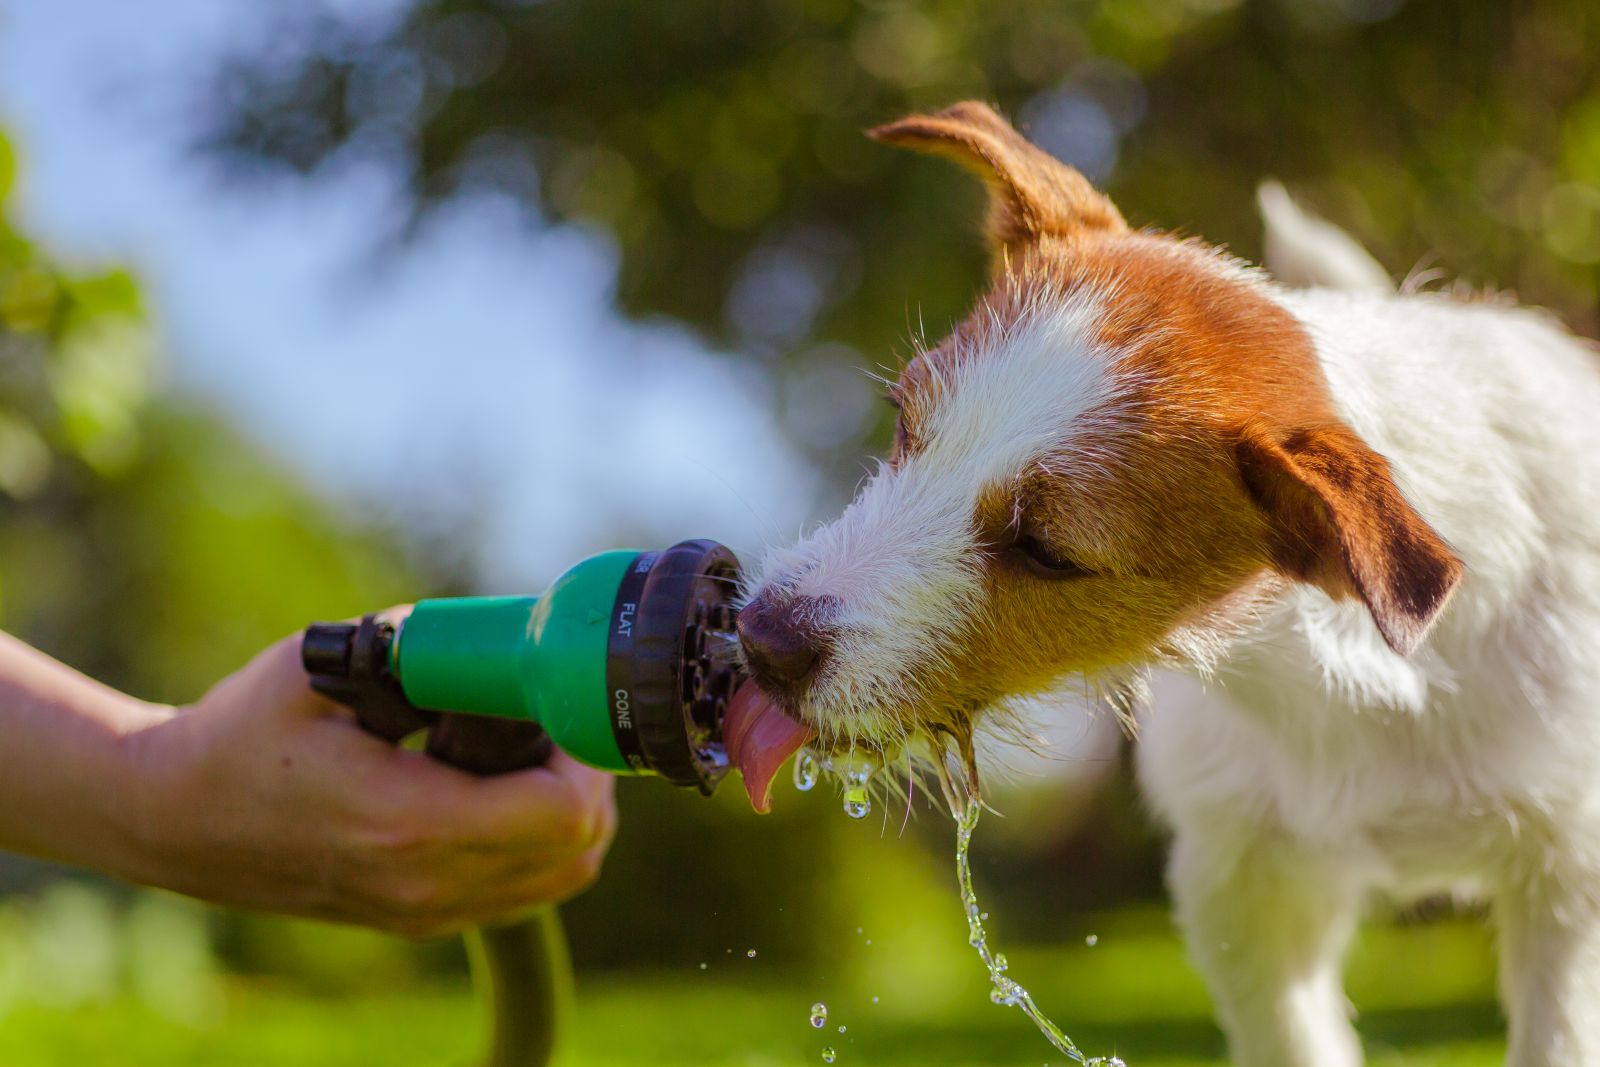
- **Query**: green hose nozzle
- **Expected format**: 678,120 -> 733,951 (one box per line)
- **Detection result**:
304,538 -> 745,793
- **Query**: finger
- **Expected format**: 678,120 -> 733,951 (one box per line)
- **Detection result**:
202,635 -> 333,719
395,757 -> 602,854
466,841 -> 612,922
542,751 -> 617,842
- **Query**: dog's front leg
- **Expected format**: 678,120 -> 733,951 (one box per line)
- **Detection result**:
1497,862 -> 1600,1067
1167,818 -> 1365,1067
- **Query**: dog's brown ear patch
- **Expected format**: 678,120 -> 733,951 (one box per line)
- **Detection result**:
1237,424 -> 1463,656
869,101 -> 1126,251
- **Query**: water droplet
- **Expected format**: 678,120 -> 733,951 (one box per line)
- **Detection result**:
993,952 -> 1009,973
746,949 -> 757,958
1085,934 -> 1098,947
809,1003 -> 828,1029
793,749 -> 819,792
821,1047 -> 837,1063
870,996 -> 879,1005
837,1025 -> 847,1033
698,962 -> 707,971
843,785 -> 871,819
989,977 -> 1022,1006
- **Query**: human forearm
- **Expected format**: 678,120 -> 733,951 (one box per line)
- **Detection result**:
0,629 -> 170,878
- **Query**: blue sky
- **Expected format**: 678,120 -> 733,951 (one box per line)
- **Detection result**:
0,0 -> 824,587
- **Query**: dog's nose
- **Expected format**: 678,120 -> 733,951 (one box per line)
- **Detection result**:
737,595 -> 828,692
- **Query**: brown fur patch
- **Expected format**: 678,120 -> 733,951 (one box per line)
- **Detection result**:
869,101 -> 1462,718
869,101 -> 1126,255
1236,424 -> 1463,655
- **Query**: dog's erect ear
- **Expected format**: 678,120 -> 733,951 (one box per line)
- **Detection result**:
1237,423 -> 1463,656
868,101 -> 1126,252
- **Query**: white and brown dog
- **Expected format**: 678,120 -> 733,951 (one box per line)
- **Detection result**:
723,101 -> 1600,1067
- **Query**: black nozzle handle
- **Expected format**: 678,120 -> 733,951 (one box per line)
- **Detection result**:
301,614 -> 567,1067
301,612 -> 555,775
304,614 -> 434,743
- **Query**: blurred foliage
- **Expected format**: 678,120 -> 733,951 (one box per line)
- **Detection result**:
0,126 -> 431,700
0,884 -> 222,1026
203,0 -> 1600,481
0,130 -> 153,507
0,888 -> 1506,1066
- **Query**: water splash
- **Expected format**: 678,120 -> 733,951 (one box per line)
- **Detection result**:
955,801 -> 1126,1067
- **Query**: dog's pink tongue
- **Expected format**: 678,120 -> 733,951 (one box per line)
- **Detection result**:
723,680 -> 814,813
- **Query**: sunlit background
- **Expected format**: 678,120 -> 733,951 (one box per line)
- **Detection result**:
2,0 -> 1595,1063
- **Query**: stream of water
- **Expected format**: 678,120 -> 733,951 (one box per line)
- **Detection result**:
793,744 -> 1125,1064
954,799 -> 1125,1067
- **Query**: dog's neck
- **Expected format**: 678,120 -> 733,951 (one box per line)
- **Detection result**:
1217,283 -> 1600,723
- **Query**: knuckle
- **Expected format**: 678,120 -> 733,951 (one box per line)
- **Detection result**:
544,797 -> 591,850
355,797 -> 439,858
545,850 -> 605,903
378,874 -> 450,920
386,912 -> 452,940
573,847 -> 606,886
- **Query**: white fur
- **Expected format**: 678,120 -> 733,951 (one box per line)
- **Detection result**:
761,184 -> 1600,1063
754,293 -> 1130,745
1257,180 -> 1393,295
1140,202 -> 1600,1065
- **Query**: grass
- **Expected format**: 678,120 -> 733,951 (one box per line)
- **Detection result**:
0,903 -> 1507,1066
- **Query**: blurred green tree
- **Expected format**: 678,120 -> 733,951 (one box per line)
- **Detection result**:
0,131 -> 153,508
0,129 -> 432,699
201,0 -> 1600,432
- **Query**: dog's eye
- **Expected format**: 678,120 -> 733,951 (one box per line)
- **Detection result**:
1011,531 -> 1090,579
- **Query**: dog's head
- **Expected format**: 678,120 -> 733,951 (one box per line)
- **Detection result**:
731,102 -> 1462,798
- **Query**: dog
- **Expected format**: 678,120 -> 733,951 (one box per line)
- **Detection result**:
725,100 -> 1600,1067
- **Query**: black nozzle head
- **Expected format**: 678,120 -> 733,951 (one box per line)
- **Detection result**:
605,538 -> 746,794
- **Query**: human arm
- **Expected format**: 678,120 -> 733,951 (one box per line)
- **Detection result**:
0,629 -> 616,936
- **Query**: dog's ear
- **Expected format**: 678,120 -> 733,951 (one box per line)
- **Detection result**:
1236,423 -> 1463,656
868,101 -> 1126,252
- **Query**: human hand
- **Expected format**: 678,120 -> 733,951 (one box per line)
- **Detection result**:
122,629 -> 617,936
